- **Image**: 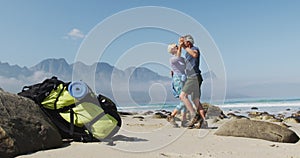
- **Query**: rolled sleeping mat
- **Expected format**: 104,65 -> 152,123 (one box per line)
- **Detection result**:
68,81 -> 89,100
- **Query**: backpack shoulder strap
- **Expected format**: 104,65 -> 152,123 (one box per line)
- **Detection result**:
18,76 -> 66,104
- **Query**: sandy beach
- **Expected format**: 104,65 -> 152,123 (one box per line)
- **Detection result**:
16,111 -> 300,158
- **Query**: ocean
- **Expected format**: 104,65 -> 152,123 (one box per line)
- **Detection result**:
216,98 -> 300,116
117,98 -> 300,116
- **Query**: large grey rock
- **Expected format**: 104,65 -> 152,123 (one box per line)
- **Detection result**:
214,119 -> 299,143
0,89 -> 63,158
202,103 -> 226,119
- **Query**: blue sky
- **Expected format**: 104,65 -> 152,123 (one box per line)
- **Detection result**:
1,0 -> 300,98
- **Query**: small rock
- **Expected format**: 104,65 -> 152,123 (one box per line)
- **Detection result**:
143,111 -> 154,115
132,116 -> 145,121
153,112 -> 168,119
251,107 -> 259,110
283,117 -> 300,123
227,113 -> 248,119
118,111 -> 137,116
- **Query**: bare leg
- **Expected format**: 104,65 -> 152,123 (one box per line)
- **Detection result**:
171,109 -> 178,117
193,98 -> 206,120
182,112 -> 187,121
179,92 -> 195,116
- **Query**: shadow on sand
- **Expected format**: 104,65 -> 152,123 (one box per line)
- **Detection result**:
111,134 -> 148,142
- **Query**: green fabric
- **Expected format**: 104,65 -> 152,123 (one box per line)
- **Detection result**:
41,84 -> 118,139
41,84 -> 76,109
60,102 -> 118,139
59,102 -> 103,126
90,114 -> 118,139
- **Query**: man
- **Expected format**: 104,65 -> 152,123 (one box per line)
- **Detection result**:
179,35 -> 206,128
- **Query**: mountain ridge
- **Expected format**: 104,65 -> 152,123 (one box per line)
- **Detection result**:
0,58 -> 173,104
0,58 -> 218,104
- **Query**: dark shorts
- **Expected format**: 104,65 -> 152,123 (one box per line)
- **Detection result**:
182,74 -> 203,101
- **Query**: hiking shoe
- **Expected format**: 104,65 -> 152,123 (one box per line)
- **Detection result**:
195,119 -> 208,129
181,120 -> 189,127
201,120 -> 208,129
171,122 -> 179,128
167,115 -> 179,128
166,115 -> 173,122
187,113 -> 201,128
170,119 -> 179,128
194,119 -> 202,129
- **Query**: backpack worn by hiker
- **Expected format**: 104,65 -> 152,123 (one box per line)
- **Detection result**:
18,76 -> 122,142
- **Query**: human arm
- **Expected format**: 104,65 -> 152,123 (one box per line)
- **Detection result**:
175,37 -> 184,57
175,44 -> 182,57
183,47 -> 199,58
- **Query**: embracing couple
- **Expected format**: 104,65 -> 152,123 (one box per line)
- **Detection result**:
167,34 -> 207,129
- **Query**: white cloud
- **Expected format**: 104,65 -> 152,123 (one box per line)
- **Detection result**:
65,28 -> 85,40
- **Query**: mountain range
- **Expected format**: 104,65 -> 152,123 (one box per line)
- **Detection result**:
0,58 -> 221,105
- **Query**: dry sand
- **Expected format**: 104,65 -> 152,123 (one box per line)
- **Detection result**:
18,114 -> 300,158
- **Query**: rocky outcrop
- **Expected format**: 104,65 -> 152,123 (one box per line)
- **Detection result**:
202,103 -> 226,119
0,89 -> 62,158
214,119 -> 299,143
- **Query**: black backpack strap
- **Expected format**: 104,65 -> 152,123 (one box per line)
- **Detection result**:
18,76 -> 66,104
85,112 -> 106,129
41,108 -> 93,141
53,83 -> 69,110
97,94 -> 122,128
69,109 -> 74,136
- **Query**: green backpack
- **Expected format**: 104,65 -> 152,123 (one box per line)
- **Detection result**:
18,76 -> 121,142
